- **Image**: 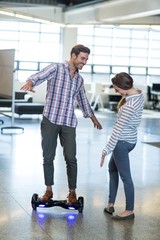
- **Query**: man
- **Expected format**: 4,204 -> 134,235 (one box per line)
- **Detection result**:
21,44 -> 102,204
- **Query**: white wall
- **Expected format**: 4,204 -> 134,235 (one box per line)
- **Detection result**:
62,27 -> 77,61
0,49 -> 15,98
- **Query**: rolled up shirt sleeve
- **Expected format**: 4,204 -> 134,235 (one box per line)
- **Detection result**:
76,85 -> 94,118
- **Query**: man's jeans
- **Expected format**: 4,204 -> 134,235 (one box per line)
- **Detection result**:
41,116 -> 77,189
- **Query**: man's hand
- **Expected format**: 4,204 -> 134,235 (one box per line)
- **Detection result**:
90,115 -> 102,129
100,151 -> 106,167
20,80 -> 35,93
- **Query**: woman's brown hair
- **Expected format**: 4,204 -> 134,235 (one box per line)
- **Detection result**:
111,72 -> 133,109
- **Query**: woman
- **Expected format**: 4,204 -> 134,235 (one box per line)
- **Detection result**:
100,72 -> 144,220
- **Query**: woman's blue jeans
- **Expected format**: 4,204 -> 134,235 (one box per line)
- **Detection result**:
108,140 -> 136,211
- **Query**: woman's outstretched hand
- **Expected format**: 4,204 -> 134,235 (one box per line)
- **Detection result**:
100,151 -> 106,167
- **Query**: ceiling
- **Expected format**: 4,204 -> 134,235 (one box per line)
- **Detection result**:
0,0 -> 160,26
57,0 -> 105,7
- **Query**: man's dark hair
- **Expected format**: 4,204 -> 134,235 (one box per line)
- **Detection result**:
70,44 -> 90,57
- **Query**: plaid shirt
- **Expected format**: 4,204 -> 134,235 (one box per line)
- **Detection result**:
27,62 -> 94,127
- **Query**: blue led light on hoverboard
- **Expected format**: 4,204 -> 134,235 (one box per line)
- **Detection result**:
38,213 -> 45,219
39,204 -> 45,207
68,214 -> 75,220
68,207 -> 75,210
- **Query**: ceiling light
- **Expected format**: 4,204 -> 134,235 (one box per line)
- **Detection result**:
15,14 -> 34,21
0,10 -> 14,17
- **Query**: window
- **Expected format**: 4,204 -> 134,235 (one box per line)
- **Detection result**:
130,67 -> 146,74
19,62 -> 38,70
78,25 -> 160,83
93,65 -> 110,73
0,20 -> 62,81
112,66 -> 129,74
19,22 -> 40,32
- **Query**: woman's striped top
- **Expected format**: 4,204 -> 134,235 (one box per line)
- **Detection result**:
103,92 -> 144,156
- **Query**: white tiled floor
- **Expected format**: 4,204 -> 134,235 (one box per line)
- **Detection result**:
0,109 -> 160,240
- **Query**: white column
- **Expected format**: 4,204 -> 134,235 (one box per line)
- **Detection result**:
62,27 -> 77,61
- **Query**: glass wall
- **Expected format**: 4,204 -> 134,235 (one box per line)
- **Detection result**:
77,25 -> 160,85
0,20 -> 62,81
0,21 -> 160,86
